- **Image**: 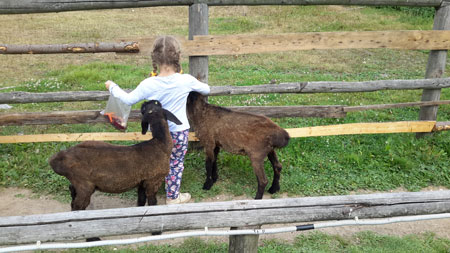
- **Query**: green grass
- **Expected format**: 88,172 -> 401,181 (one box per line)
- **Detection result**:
42,231 -> 449,252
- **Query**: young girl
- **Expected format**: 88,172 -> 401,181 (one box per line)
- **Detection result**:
105,35 -> 210,205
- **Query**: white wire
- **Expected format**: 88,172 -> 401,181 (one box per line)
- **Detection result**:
0,213 -> 449,253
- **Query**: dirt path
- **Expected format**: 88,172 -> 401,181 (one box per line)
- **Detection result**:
1,187 -> 449,247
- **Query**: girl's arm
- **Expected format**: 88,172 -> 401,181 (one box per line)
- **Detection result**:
189,76 -> 210,95
105,80 -> 148,106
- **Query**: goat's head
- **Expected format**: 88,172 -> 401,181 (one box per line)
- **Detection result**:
141,100 -> 182,135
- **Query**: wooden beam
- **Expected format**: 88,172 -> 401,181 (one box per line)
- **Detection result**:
0,191 -> 449,244
0,42 -> 138,54
3,78 -> 450,104
183,31 -> 450,56
0,0 -> 442,14
0,121 -> 438,143
130,31 -> 450,56
0,106 -> 345,126
287,121 -> 436,138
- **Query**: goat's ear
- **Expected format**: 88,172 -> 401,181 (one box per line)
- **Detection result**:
163,109 -> 182,125
141,120 -> 149,135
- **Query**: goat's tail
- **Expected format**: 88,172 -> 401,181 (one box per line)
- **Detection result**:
49,151 -> 68,176
271,129 -> 290,148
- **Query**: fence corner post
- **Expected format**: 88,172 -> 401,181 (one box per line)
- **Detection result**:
417,2 -> 450,138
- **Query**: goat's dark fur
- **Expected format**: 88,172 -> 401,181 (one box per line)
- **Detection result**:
50,100 -> 181,212
187,92 -> 290,199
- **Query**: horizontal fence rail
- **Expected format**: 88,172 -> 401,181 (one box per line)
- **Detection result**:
4,31 -> 450,55
2,101 -> 450,126
0,106 -> 346,126
183,31 -> 450,56
0,190 -> 449,245
0,121 -> 441,143
0,0 -> 443,14
2,78 -> 450,104
0,42 -> 138,54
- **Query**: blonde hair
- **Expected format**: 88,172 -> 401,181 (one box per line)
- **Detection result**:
151,36 -> 182,74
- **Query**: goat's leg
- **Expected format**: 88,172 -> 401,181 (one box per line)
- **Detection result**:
267,150 -> 282,194
137,182 -> 147,206
70,183 -> 101,241
212,146 -> 220,183
70,183 -> 95,211
69,184 -> 76,200
203,146 -> 217,190
143,180 -> 163,235
144,179 -> 163,206
249,154 -> 268,200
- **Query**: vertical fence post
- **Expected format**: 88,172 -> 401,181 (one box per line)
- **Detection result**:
188,2 -> 209,83
229,225 -> 260,253
417,1 -> 450,138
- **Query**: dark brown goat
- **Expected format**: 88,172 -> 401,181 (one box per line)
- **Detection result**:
49,100 -> 182,211
187,92 -> 290,199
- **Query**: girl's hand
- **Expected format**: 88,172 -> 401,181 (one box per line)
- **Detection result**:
105,80 -> 113,90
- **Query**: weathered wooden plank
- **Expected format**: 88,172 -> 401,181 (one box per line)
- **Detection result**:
0,121 -> 438,143
0,42 -> 138,54
184,31 -> 450,56
131,31 -> 450,56
3,100 -> 450,126
287,121 -> 436,138
343,100 -> 450,112
0,106 -> 345,126
2,78 -> 450,104
0,0 -> 442,14
418,3 -> 450,137
0,191 -> 448,244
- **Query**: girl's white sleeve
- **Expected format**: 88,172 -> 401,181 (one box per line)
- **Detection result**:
109,81 -> 149,106
189,76 -> 210,95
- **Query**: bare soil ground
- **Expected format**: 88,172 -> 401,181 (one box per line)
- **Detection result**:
1,187 -> 449,248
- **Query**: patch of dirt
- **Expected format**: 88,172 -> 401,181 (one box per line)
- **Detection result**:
1,187 -> 449,248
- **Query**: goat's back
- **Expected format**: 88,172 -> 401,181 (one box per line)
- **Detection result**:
193,104 -> 290,153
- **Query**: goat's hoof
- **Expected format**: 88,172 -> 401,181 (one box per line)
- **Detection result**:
86,237 -> 101,242
268,186 -> 280,194
203,182 -> 213,190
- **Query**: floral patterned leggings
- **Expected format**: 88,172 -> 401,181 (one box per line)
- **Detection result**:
165,129 -> 189,199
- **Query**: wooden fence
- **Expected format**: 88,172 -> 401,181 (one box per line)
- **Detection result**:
1,0 -> 450,251
1,191 -> 449,245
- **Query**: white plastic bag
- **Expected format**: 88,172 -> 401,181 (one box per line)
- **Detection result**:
101,95 -> 131,131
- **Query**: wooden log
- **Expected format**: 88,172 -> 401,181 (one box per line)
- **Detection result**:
0,191 -> 448,245
0,42 -> 138,54
2,100 -> 450,126
3,100 -> 450,126
417,3 -> 450,137
433,121 -> 450,131
185,31 -> 450,56
131,31 -> 450,56
0,0 -> 442,14
2,78 -> 450,104
0,121 -> 438,143
342,100 -> 450,112
0,106 -> 345,126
